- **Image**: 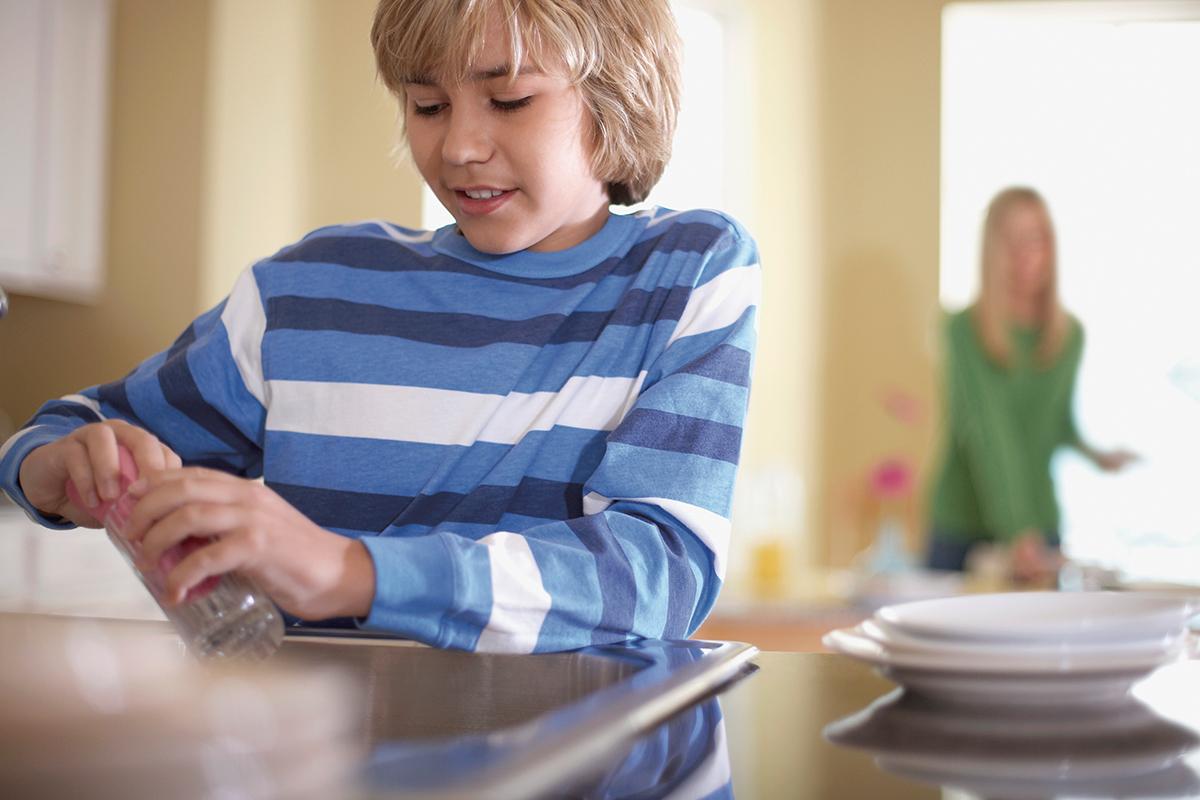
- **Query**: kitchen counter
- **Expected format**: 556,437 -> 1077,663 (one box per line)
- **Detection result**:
4,505 -> 1200,797
3,611 -> 1199,798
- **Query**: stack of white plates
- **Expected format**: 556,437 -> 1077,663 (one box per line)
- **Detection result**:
824,591 -> 1197,706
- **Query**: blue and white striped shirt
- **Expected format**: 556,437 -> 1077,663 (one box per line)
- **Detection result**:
0,207 -> 760,653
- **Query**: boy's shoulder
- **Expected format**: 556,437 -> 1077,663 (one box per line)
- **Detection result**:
261,220 -> 436,266
638,207 -> 754,248
632,208 -> 758,283
303,219 -> 432,242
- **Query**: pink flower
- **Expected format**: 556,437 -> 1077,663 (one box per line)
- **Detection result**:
870,458 -> 913,500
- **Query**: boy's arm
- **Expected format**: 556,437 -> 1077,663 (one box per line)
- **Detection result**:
359,227 -> 760,653
0,267 -> 268,526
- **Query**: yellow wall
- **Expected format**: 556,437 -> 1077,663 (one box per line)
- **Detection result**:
198,0 -> 422,310
808,0 -> 969,567
721,0 -> 953,575
732,0 -> 824,577
198,0 -> 311,310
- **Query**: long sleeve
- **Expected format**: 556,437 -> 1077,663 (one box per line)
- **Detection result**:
945,316 -> 1038,540
359,227 -> 760,652
0,267 -> 269,525
1060,325 -> 1086,450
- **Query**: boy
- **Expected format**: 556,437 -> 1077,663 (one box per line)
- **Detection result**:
0,0 -> 760,653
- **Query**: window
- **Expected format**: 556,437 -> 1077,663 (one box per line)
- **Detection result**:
941,2 -> 1200,583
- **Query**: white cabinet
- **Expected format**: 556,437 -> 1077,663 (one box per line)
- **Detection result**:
0,0 -> 112,302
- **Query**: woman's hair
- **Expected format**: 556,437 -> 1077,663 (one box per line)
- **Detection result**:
973,186 -> 1071,367
371,0 -> 682,206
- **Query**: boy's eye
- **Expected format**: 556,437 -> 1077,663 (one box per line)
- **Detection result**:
491,96 -> 533,113
412,102 -> 447,117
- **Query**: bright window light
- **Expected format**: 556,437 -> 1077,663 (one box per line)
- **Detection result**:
941,2 -> 1200,583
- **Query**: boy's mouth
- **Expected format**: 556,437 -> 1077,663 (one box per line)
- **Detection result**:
454,187 -> 516,216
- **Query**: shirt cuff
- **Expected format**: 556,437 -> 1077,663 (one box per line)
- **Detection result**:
0,426 -> 77,530
356,533 -> 459,647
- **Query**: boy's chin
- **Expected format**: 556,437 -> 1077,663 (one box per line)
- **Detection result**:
455,225 -> 529,256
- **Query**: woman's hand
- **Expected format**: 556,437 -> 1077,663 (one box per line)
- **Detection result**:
18,421 -> 181,526
1093,448 -> 1139,473
1009,529 -> 1063,586
121,468 -> 376,620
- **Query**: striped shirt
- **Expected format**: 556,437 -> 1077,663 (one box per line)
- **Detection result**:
0,207 -> 760,653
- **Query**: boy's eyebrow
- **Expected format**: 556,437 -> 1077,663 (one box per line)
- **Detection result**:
403,64 -> 543,86
469,64 -> 543,81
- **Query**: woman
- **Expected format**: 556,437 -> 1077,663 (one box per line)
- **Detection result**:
927,187 -> 1134,582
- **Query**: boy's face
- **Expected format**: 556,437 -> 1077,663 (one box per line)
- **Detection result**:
404,24 -> 610,254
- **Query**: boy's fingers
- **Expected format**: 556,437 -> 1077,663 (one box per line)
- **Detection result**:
124,478 -> 241,543
128,466 -> 235,497
125,434 -> 167,476
62,438 -> 101,510
140,505 -> 239,572
110,424 -> 181,480
164,537 -> 245,606
81,425 -> 121,501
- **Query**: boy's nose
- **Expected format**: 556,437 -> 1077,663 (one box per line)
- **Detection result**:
441,110 -> 492,166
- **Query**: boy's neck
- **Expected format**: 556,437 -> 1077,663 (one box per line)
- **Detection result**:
527,202 -> 612,253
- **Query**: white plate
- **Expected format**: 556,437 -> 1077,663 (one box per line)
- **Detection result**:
876,591 -> 1195,644
827,627 -> 1184,675
823,627 -> 1184,705
860,618 -> 1184,664
884,665 -> 1157,707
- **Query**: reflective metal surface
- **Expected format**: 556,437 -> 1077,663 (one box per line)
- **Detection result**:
716,652 -> 1200,799
8,611 -> 1198,798
275,633 -> 756,798
825,689 -> 1200,798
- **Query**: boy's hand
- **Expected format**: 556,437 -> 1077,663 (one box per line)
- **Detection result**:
121,468 -> 376,620
18,421 -> 182,527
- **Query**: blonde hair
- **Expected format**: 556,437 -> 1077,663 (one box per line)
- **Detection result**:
972,186 -> 1071,367
371,0 -> 682,206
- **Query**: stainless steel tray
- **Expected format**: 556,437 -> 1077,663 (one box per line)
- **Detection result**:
277,632 -> 757,798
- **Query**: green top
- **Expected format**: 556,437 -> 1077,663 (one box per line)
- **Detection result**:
929,308 -> 1084,542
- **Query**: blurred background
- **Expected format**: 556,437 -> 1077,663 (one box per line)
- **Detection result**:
2,0 -> 1199,645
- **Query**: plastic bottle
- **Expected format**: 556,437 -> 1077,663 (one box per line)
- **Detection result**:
65,447 -> 284,660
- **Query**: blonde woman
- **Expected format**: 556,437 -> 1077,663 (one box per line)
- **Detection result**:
927,187 -> 1135,582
